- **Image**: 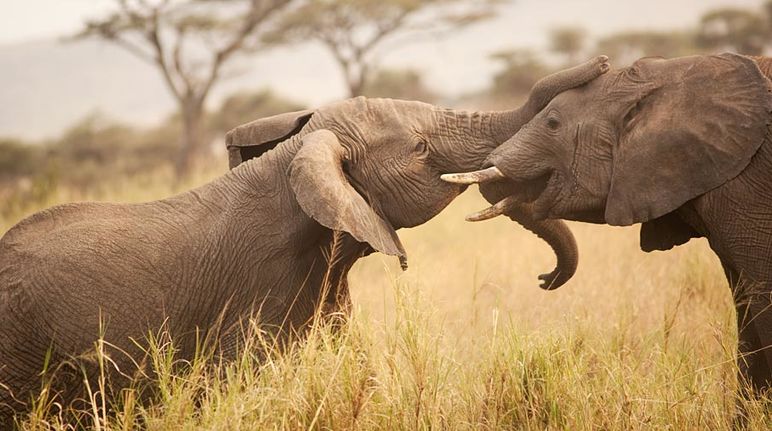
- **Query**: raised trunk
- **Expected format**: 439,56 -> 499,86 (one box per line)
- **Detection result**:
488,56 -> 608,143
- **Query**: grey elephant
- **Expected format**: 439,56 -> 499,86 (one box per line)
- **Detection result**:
0,57 -> 609,424
444,53 -> 772,395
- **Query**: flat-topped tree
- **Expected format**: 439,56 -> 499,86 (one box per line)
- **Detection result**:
595,31 -> 696,66
549,26 -> 587,65
264,0 -> 502,98
78,0 -> 298,178
696,7 -> 770,55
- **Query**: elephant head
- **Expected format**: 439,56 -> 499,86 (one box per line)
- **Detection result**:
226,56 -> 610,275
446,53 -> 772,264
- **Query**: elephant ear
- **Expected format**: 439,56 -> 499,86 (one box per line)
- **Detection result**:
288,129 -> 407,266
225,109 -> 313,169
639,211 -> 700,252
605,53 -> 772,226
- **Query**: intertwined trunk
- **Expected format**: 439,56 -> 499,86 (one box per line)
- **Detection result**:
467,58 -> 609,289
442,107 -> 579,290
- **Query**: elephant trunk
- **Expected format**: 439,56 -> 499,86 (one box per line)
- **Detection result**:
488,55 -> 609,142
438,56 -> 610,171
441,57 -> 608,289
476,181 -> 578,290
435,110 -> 580,290
506,205 -> 578,290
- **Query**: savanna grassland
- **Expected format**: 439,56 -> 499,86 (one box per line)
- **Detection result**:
2,164 -> 770,430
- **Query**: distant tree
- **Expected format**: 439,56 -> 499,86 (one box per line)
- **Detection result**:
54,115 -> 134,166
765,0 -> 772,27
696,8 -> 769,55
49,115 -> 167,187
0,139 -> 42,182
361,68 -> 439,103
265,0 -> 501,98
78,0 -> 298,178
488,49 -> 548,99
596,31 -> 697,65
549,26 -> 587,64
210,89 -> 306,134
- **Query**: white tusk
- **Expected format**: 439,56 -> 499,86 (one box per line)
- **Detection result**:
465,196 -> 519,222
440,166 -> 505,185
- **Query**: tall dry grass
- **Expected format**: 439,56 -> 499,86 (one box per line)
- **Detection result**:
2,166 -> 770,430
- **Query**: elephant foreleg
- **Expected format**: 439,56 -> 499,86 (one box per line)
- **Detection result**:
724,263 -> 772,396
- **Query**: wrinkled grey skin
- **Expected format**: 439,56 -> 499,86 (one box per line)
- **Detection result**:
0,57 -> 608,424
473,53 -> 772,395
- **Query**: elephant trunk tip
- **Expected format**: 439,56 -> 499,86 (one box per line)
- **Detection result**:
538,271 -> 566,290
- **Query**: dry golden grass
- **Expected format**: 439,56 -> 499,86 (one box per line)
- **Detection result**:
3,166 -> 770,430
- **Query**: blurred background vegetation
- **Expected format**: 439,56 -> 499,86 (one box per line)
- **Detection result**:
4,2 -> 772,427
3,0 -> 772,220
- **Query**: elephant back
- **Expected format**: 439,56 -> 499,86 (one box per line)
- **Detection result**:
225,109 -> 314,169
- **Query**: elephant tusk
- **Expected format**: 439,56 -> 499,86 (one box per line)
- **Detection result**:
440,166 -> 505,185
465,195 -> 519,222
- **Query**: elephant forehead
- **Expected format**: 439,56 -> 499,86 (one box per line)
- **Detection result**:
318,96 -> 369,122
322,99 -> 429,144
542,74 -> 612,110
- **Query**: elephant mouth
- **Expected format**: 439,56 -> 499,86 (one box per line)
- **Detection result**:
440,167 -> 556,221
519,170 -> 553,203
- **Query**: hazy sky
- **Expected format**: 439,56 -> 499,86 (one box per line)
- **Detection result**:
2,0 -> 766,93
2,0 -> 765,45
0,0 -> 767,139
0,0 -> 113,44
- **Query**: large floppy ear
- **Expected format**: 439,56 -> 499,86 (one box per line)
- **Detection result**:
225,109 -> 313,169
605,53 -> 772,226
288,129 -> 407,266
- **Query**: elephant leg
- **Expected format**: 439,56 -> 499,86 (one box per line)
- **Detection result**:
319,235 -> 359,325
724,263 -> 772,396
320,275 -> 352,334
0,353 -> 85,428
0,380 -> 25,430
0,329 -> 55,426
734,290 -> 772,395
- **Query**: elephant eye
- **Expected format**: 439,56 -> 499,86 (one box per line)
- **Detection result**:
413,140 -> 428,154
547,117 -> 560,130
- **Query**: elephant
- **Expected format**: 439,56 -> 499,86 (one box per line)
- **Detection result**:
443,53 -> 772,396
0,56 -> 609,425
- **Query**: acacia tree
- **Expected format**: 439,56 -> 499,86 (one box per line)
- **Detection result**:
265,0 -> 501,98
696,8 -> 770,55
549,26 -> 586,65
488,49 -> 548,98
361,68 -> 439,102
79,0 -> 298,177
596,31 -> 696,66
